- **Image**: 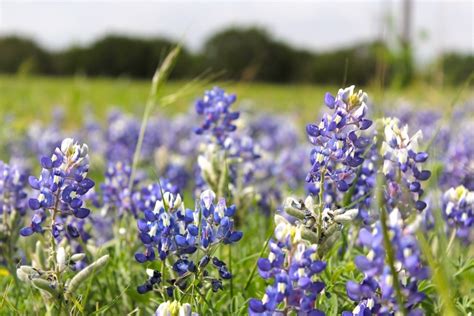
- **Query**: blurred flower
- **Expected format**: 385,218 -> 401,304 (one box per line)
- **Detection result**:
381,118 -> 430,215
0,161 -> 28,216
100,161 -> 136,217
0,161 -> 29,268
345,209 -> 428,315
439,131 -> 474,191
155,301 -> 197,316
442,185 -> 474,242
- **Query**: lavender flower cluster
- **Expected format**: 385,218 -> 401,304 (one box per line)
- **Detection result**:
442,185 -> 473,242
0,161 -> 28,216
134,189 -> 242,296
194,87 -> 240,146
381,117 -> 431,214
20,138 -> 95,240
0,82 -> 472,315
250,216 -> 326,315
306,85 -> 372,192
345,209 -> 429,315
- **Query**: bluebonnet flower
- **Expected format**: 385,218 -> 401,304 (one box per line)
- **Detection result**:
0,161 -> 29,268
155,301 -> 197,316
137,268 -> 163,294
439,131 -> 474,191
133,179 -> 180,215
246,113 -> 300,152
388,105 -> 443,150
20,138 -> 95,239
240,113 -> 308,214
353,152 -> 377,223
100,161 -> 136,217
249,216 -> 326,315
0,161 -> 28,216
442,185 -> 473,242
381,118 -> 430,215
105,110 -> 141,163
345,209 -> 428,315
225,135 -> 261,189
26,108 -> 64,159
194,87 -> 239,146
134,189 -> 242,295
306,85 -> 372,192
162,163 -> 189,193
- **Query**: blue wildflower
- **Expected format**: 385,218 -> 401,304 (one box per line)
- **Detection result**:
442,185 -> 473,243
345,209 -> 428,315
0,161 -> 28,216
194,87 -> 239,146
250,240 -> 326,315
20,138 -> 95,239
100,161 -> 136,217
134,189 -> 242,294
306,85 -> 372,192
381,118 -> 430,215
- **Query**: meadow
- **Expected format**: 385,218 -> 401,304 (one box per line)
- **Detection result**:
0,61 -> 473,316
0,75 -> 464,128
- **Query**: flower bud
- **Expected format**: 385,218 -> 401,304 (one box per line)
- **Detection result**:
57,247 -> 67,272
70,253 -> 86,263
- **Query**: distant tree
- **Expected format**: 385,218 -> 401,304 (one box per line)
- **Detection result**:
440,53 -> 474,85
203,27 -> 272,81
0,36 -> 52,74
202,27 -> 309,82
311,41 -> 391,86
50,35 -> 191,78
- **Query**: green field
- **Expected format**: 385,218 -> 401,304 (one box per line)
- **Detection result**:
1,75 -> 470,130
1,75 -> 473,315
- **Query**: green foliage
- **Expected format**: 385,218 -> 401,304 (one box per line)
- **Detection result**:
9,27 -> 474,85
0,36 -> 52,74
440,53 -> 474,86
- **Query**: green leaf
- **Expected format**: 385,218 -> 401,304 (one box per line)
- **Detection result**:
67,254 -> 110,295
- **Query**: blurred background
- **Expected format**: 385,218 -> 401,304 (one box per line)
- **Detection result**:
0,0 -> 473,125
1,0 -> 472,85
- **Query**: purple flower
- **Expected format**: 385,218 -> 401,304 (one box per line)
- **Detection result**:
100,162 -> 136,217
250,242 -> 326,315
345,209 -> 428,314
442,185 -> 473,242
134,189 -> 242,295
20,138 -> 95,241
0,161 -> 28,216
381,118 -> 430,216
306,86 -> 372,192
194,87 -> 239,146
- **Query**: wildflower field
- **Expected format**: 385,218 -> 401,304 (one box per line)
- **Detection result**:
0,53 -> 473,316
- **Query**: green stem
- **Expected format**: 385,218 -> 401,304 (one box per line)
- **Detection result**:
128,46 -> 181,191
316,169 -> 326,242
379,205 -> 407,316
417,232 -> 457,316
48,189 -> 62,271
243,231 -> 272,292
445,229 -> 457,256
228,245 -> 234,313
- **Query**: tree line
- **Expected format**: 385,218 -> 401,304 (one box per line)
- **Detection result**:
0,27 -> 471,86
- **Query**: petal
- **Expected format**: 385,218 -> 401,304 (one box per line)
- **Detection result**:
228,231 -> 243,243
20,227 -> 34,236
135,253 -> 147,263
74,208 -> 90,219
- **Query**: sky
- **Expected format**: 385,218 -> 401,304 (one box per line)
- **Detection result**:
0,0 -> 473,63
